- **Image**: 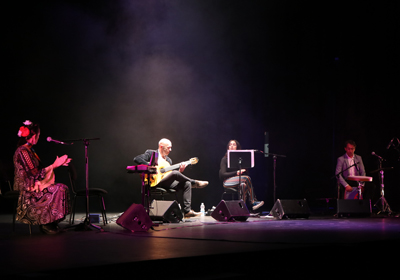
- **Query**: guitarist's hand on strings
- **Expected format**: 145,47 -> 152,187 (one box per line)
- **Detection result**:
179,162 -> 189,173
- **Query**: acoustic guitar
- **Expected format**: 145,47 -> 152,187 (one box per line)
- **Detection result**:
145,157 -> 199,187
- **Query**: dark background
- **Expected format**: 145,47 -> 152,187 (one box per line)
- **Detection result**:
1,0 -> 399,214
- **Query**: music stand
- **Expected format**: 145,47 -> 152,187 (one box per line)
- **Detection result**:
227,150 -> 255,200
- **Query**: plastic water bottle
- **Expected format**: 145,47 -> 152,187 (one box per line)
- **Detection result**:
200,203 -> 205,216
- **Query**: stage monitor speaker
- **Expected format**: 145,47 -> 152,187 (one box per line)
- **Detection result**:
149,200 -> 183,223
270,199 -> 310,219
116,203 -> 153,232
337,199 -> 371,217
211,200 -> 250,222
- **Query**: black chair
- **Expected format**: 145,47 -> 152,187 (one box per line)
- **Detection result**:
0,160 -> 31,234
68,163 -> 108,225
150,187 -> 178,201
221,187 -> 239,200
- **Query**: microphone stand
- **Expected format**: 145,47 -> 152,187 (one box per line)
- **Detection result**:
259,151 -> 286,203
238,157 -> 243,200
332,163 -> 358,199
66,138 -> 103,231
373,156 -> 393,215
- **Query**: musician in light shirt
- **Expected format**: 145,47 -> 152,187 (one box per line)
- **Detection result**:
134,138 -> 209,218
335,140 -> 366,199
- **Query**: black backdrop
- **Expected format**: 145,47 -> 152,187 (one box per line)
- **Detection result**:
2,1 -> 399,214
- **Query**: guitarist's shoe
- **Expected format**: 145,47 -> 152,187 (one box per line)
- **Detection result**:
184,210 -> 201,218
192,180 -> 209,188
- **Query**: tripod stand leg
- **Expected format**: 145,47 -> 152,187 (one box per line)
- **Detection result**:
374,197 -> 392,215
64,217 -> 104,232
374,169 -> 393,215
375,197 -> 383,214
88,221 -> 104,231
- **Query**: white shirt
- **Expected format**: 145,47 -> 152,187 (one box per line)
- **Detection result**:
346,154 -> 356,176
158,153 -> 170,167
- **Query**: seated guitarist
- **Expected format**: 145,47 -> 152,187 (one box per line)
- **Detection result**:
133,138 -> 208,218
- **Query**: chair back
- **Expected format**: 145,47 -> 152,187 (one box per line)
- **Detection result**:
68,163 -> 78,195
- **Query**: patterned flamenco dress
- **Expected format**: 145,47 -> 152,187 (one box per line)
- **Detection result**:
13,145 -> 70,226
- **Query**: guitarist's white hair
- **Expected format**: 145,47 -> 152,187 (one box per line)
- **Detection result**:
158,138 -> 171,147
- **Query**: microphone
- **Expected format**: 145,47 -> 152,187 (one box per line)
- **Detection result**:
47,137 -> 72,145
371,151 -> 384,161
264,132 -> 269,157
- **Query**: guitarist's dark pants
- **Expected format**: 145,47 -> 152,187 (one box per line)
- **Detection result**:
156,171 -> 195,214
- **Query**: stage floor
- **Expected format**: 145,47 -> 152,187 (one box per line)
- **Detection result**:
1,212 -> 399,279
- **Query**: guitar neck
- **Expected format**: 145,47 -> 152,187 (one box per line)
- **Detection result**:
160,160 -> 191,173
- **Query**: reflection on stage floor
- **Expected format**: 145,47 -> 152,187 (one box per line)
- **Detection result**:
1,212 -> 399,279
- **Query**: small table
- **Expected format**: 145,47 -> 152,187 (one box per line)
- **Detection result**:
126,165 -> 157,213
347,175 -> 373,200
